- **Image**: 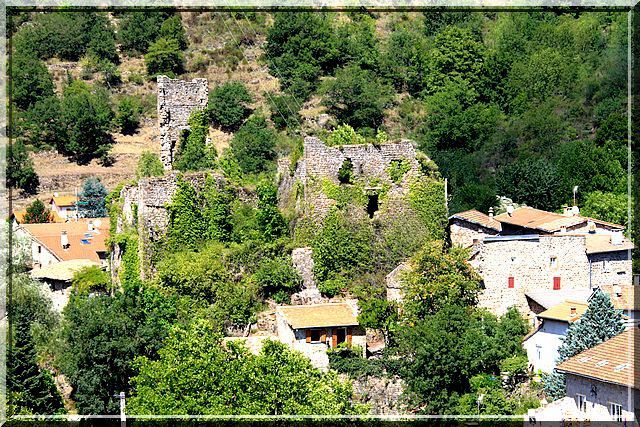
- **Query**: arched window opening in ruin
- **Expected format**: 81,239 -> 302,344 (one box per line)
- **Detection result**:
338,158 -> 354,184
367,193 -> 379,218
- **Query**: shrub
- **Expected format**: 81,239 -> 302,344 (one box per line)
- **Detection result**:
252,257 -> 302,299
338,158 -> 354,184
207,82 -> 253,131
159,14 -> 187,50
136,152 -> 164,178
387,159 -> 411,184
71,266 -> 111,294
230,116 -> 277,174
267,93 -> 301,130
115,96 -> 142,135
326,124 -> 366,146
145,38 -> 184,78
318,274 -> 346,297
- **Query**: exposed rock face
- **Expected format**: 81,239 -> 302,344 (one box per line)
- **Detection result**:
157,76 -> 209,170
385,262 -> 412,303
292,247 -> 316,289
351,375 -> 406,415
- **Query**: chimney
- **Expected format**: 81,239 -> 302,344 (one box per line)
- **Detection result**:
506,205 -> 514,216
611,231 -> 623,246
88,220 -> 94,232
562,205 -> 571,216
587,220 -> 596,233
61,230 -> 69,249
570,306 -> 577,317
571,206 -> 580,216
488,207 -> 494,219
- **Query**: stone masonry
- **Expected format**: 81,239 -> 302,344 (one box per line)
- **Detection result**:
158,76 -> 209,170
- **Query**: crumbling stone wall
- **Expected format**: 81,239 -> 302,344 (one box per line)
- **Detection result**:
449,219 -> 500,248
157,76 -> 209,170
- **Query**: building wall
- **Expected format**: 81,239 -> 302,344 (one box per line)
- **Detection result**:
449,219 -> 499,248
157,76 -> 209,170
13,227 -> 59,269
523,319 -> 568,373
565,373 -> 638,422
471,235 -> 592,315
588,251 -> 633,288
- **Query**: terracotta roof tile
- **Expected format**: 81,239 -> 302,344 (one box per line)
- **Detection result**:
556,329 -> 639,390
450,210 -> 502,232
584,234 -> 634,254
12,210 -> 64,224
277,303 -> 359,329
20,218 -> 110,263
495,207 -> 585,233
538,301 -> 588,323
31,259 -> 101,282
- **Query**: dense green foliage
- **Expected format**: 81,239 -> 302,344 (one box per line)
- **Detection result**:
115,96 -> 142,135
72,266 -> 112,295
7,140 -> 39,194
117,12 -> 172,55
128,319 -> 366,415
173,110 -> 216,171
136,151 -> 165,178
145,38 -> 184,78
208,81 -> 253,131
78,177 -> 108,218
23,199 -> 53,224
230,116 -> 277,174
7,275 -> 64,416
57,284 -> 179,414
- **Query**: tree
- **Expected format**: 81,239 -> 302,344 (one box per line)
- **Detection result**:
256,182 -> 287,241
59,80 -> 114,163
379,27 -> 430,95
115,96 -> 142,135
581,191 -> 628,227
145,38 -> 184,78
71,266 -> 111,294
78,177 -> 108,218
321,64 -> 393,131
23,199 -> 53,224
117,11 -> 171,55
7,275 -> 64,415
267,93 -> 301,130
11,53 -> 55,111
401,242 -> 482,322
136,151 -> 164,178
128,319 -> 365,415
7,140 -> 39,194
207,82 -> 253,131
15,96 -> 66,151
58,284 -> 179,414
159,14 -> 187,50
326,124 -> 366,147
496,158 -> 563,211
173,110 -> 215,172
252,257 -> 302,303
544,288 -> 625,401
230,116 -> 277,174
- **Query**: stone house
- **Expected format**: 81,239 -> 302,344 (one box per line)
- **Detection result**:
554,329 -> 639,422
275,302 -> 366,370
48,193 -> 78,221
15,218 -> 110,269
30,259 -> 100,312
449,206 -> 633,316
523,301 -> 588,374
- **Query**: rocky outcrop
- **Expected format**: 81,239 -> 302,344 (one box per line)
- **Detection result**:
351,375 -> 406,415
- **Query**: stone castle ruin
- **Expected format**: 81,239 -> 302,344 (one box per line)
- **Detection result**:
158,76 -> 209,170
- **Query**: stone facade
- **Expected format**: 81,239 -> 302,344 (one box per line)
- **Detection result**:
470,235 -> 632,316
157,76 -> 209,170
449,218 -> 499,248
564,373 -> 638,422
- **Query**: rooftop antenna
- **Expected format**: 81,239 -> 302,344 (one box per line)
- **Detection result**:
573,186 -> 578,207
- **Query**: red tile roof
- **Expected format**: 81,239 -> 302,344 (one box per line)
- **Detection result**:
49,195 -> 78,207
494,206 -> 625,233
584,234 -> 634,254
20,218 -> 110,263
556,329 -> 639,390
450,210 -> 502,232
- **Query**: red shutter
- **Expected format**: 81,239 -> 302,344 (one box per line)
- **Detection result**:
331,329 -> 337,348
306,330 -> 311,343
347,327 -> 352,345
553,277 -> 561,290
508,277 -> 514,288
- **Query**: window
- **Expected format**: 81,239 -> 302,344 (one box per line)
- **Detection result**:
536,345 -> 542,361
609,403 -> 623,421
553,277 -> 561,290
603,260 -> 611,273
576,394 -> 587,413
37,245 -> 41,254
550,257 -> 557,269
310,329 -> 321,343
508,277 -> 515,289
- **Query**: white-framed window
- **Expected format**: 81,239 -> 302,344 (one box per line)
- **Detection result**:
603,260 -> 611,273
576,394 -> 587,413
609,402 -> 623,421
536,345 -> 542,361
550,256 -> 557,269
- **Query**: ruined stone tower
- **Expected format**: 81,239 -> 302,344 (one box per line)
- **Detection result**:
157,76 -> 209,170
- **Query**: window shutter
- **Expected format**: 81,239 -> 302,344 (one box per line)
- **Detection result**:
306,329 -> 311,343
553,277 -> 561,290
332,330 -> 337,348
320,330 -> 326,343
508,277 -> 514,288
347,327 -> 352,345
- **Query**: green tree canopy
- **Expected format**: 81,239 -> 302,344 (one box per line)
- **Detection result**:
230,116 -> 277,174
173,110 -> 216,172
145,38 -> 184,78
117,11 -> 171,55
7,140 -> 39,194
78,177 -> 108,218
207,81 -> 253,131
128,318 -> 365,415
136,151 -> 165,179
23,199 -> 53,224
496,158 -> 563,211
11,53 -> 55,111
